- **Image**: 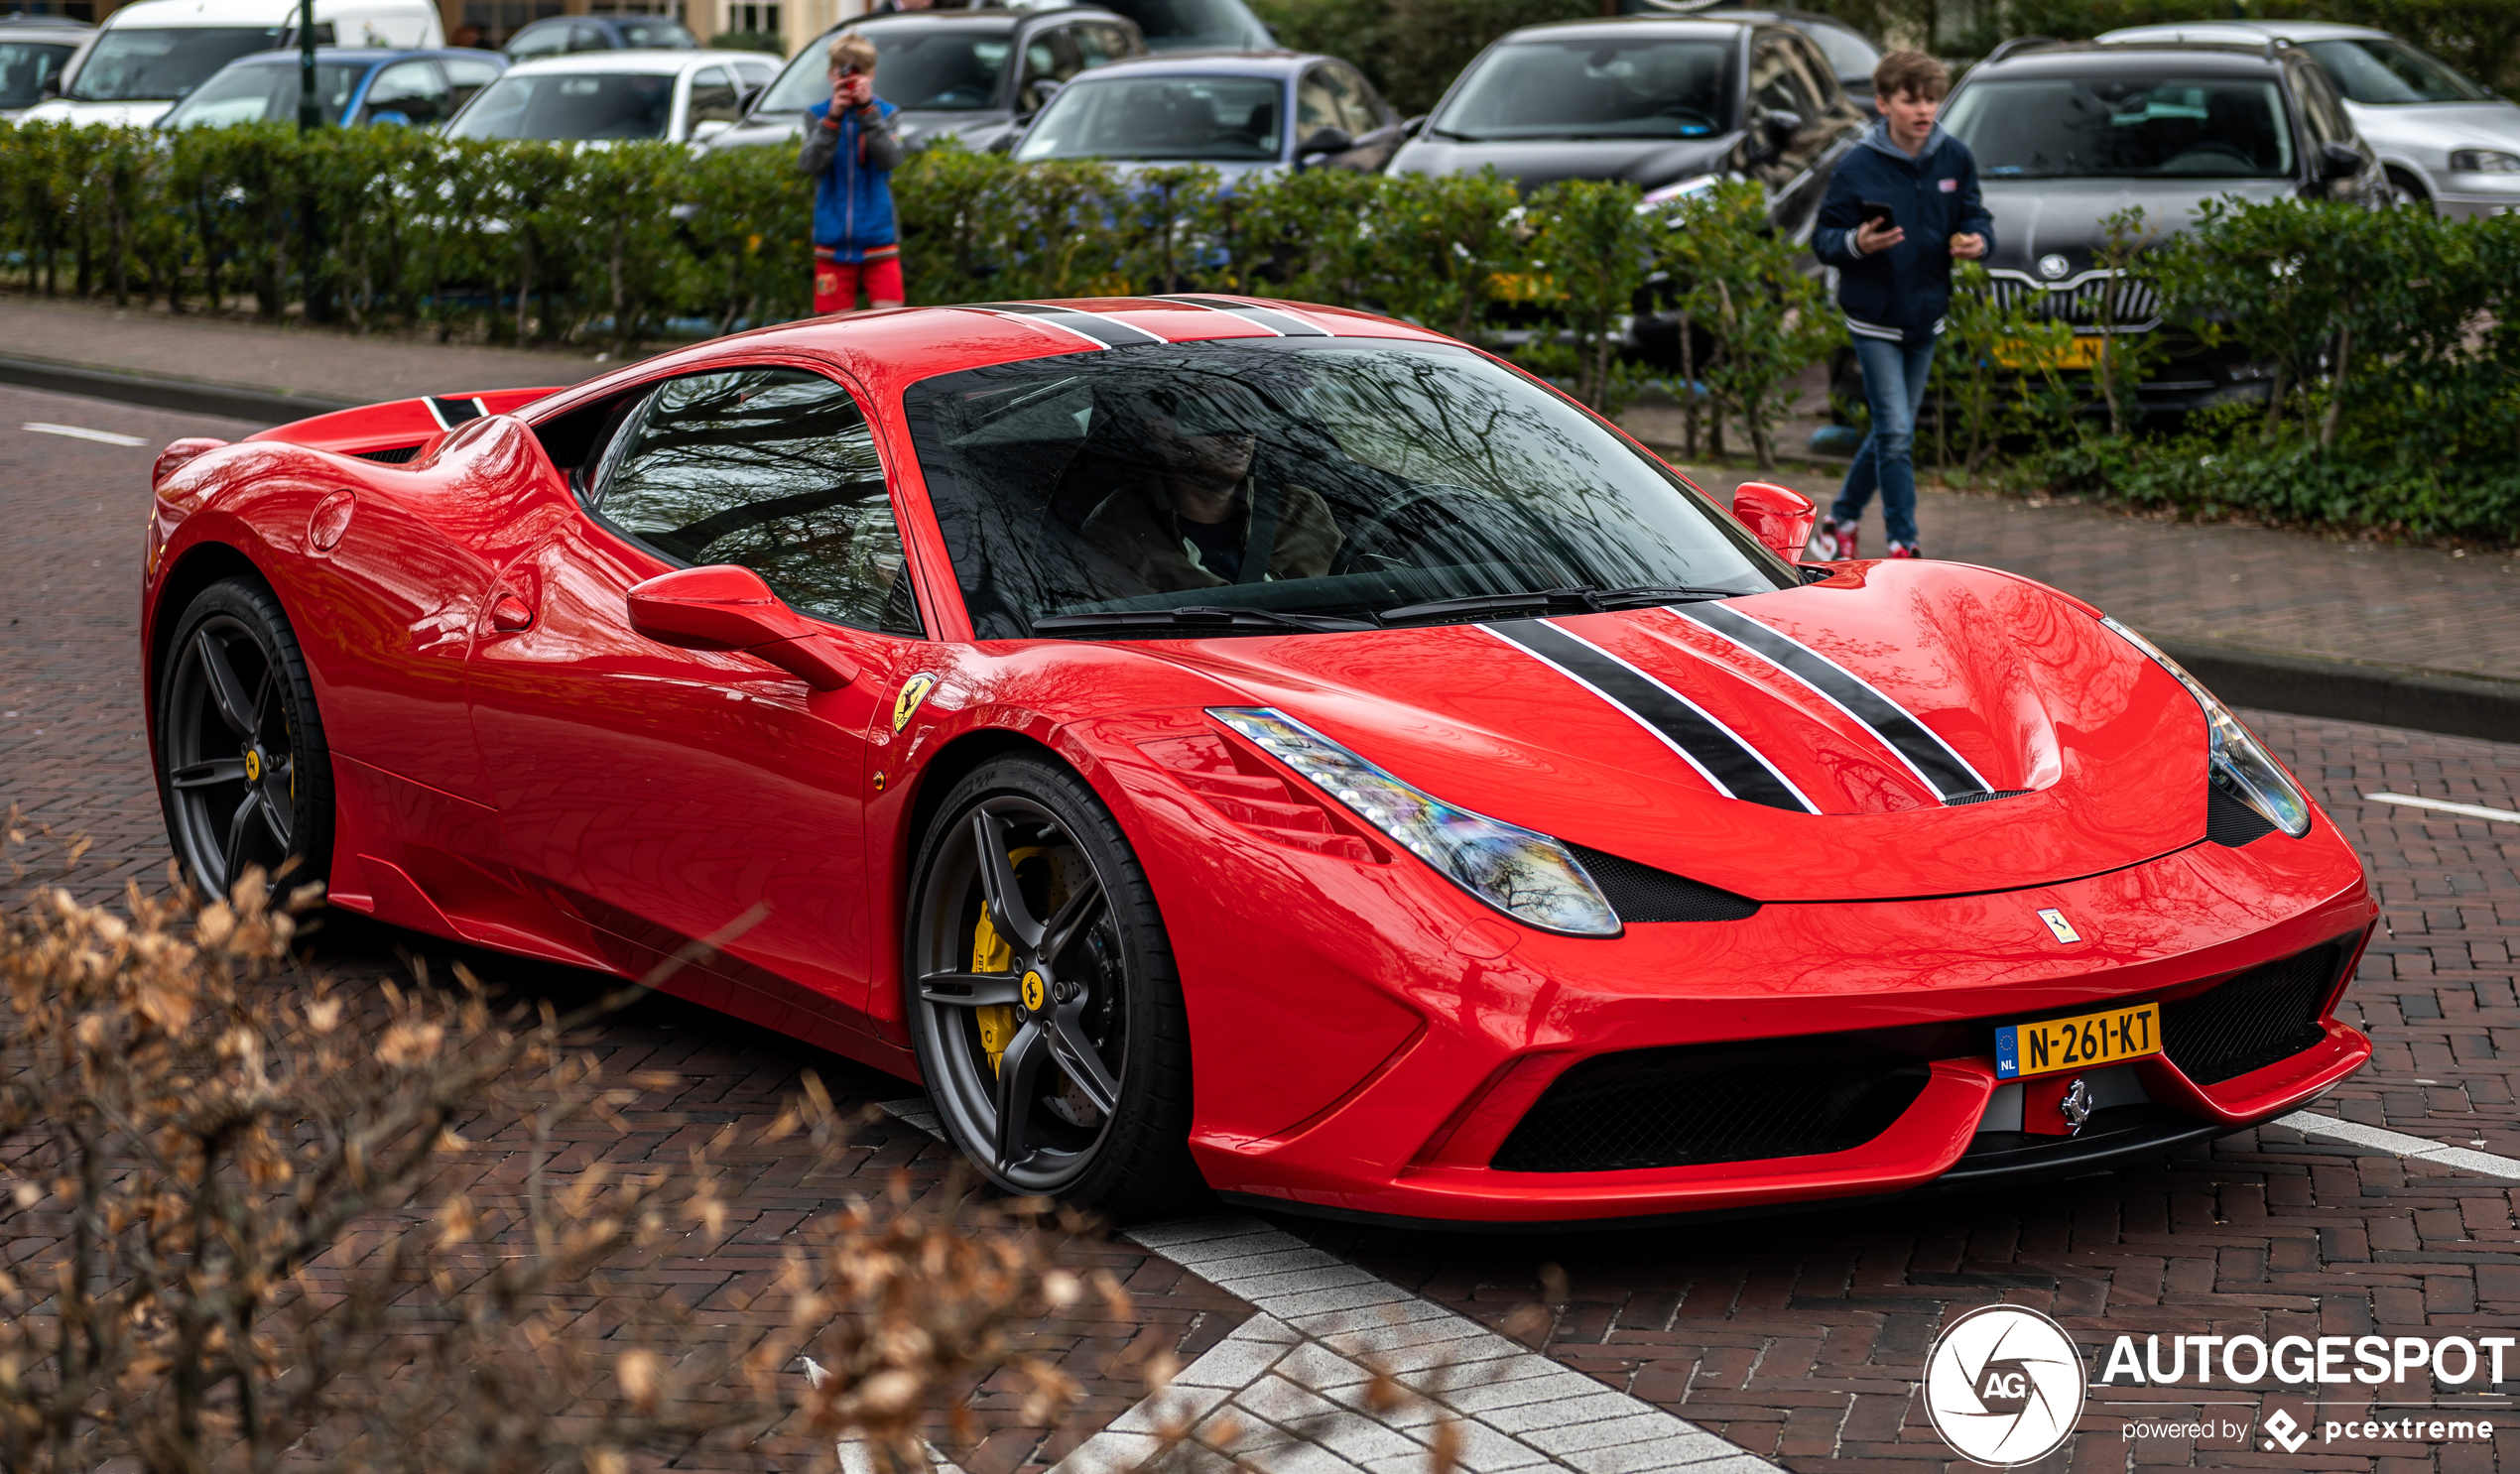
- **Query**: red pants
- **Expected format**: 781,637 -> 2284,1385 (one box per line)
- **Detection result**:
814,254 -> 904,314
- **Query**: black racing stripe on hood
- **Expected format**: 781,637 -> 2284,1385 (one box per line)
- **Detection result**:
426,395 -> 487,430
1674,602 -> 1992,802
1482,618 -> 1816,814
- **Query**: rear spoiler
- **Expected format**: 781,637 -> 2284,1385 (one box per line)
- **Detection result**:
243,386 -> 568,464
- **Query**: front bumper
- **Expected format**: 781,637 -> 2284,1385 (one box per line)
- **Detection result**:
1182,815 -> 2374,1225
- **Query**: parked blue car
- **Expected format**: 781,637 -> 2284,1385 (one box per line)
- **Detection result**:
1009,50 -> 1407,180
157,46 -> 507,129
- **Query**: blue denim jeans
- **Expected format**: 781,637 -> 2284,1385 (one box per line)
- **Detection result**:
1832,334 -> 1938,548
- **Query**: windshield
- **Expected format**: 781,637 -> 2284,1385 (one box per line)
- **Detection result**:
2301,38 -> 2488,104
446,68 -> 674,138
1015,74 -> 1281,162
68,26 -> 283,102
1093,0 -> 1269,52
614,17 -> 695,48
1945,75 -> 2295,179
1437,38 -> 1731,141
760,24 -> 1011,112
0,39 -> 77,109
901,339 -> 1791,640
160,59 -> 365,126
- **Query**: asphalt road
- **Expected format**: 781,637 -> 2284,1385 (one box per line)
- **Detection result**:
4,384 -> 2516,1472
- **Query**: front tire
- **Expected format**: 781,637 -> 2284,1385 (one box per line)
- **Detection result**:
904,755 -> 1197,1219
155,576 -> 334,898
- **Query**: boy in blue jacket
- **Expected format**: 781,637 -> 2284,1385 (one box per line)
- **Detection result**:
1809,51 -> 1992,560
799,32 -> 906,313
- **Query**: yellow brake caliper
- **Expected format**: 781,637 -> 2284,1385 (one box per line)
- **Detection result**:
972,847 -> 1068,1075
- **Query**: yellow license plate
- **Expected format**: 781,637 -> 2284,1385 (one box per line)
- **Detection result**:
1995,1001 -> 2160,1080
1994,336 -> 2104,371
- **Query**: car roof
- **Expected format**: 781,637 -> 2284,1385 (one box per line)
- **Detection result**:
841,9 -> 1025,33
499,50 -> 755,75
1966,41 -> 2295,77
100,0 -> 421,26
1059,49 -> 1325,78
2099,20 -> 2393,45
525,298 -> 1449,422
224,46 -> 487,65
1499,15 -> 1754,44
0,13 -> 92,33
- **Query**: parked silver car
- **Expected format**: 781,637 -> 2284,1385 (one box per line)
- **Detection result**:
2100,20 -> 2520,217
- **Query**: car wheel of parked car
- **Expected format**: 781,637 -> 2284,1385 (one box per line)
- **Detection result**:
155,577 -> 335,899
905,754 -> 1197,1217
2381,168 -> 2434,212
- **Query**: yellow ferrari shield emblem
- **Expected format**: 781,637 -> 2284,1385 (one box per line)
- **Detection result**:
1020,970 -> 1047,1012
244,750 -> 262,782
892,673 -> 939,732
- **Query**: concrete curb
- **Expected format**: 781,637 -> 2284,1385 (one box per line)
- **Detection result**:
0,355 -> 353,427
2157,637 -> 2520,747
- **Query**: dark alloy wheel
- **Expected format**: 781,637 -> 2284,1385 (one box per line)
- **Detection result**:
905,756 -> 1197,1217
155,578 -> 333,897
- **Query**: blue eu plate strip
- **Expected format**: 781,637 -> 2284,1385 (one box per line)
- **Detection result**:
1994,1024 -> 2021,1080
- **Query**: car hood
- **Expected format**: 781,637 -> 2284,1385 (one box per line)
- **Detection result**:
1388,133 -> 1737,192
2348,97 -> 2520,153
706,105 -> 1017,154
1131,561 -> 2212,904
1979,176 -> 2296,278
18,97 -> 175,127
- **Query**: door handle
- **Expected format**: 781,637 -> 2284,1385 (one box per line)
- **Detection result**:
489,590 -> 535,632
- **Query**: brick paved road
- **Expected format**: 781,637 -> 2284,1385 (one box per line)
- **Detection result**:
6,387 -> 2517,1472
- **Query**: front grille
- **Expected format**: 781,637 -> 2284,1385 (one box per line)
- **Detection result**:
1492,1039 -> 1928,1172
2205,783 -> 2277,846
1567,844 -> 1759,922
1979,270 -> 2163,333
2161,941 -> 2344,1085
356,444 -> 423,464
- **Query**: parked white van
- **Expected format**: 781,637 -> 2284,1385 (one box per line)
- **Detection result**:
18,0 -> 442,128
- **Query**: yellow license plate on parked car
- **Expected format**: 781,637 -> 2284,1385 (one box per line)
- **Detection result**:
1994,336 -> 2104,372
1995,1002 -> 2160,1079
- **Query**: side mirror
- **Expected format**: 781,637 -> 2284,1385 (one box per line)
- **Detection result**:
1762,107 -> 1803,138
2320,141 -> 2362,180
1297,124 -> 1353,160
367,108 -> 412,127
691,117 -> 732,142
1400,113 -> 1426,137
1730,481 -> 1817,561
40,73 -> 62,99
625,564 -> 859,690
1024,76 -> 1063,112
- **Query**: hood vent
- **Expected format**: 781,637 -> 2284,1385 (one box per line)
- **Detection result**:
1565,844 -> 1759,923
1945,789 -> 2032,806
2205,784 -> 2277,846
355,444 -> 423,464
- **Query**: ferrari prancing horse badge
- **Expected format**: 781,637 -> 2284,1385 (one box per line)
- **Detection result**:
893,673 -> 940,732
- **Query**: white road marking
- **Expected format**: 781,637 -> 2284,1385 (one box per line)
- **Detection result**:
877,1101 -> 1776,1474
24,422 -> 147,446
2362,792 -> 2520,826
2274,1111 -> 2520,1180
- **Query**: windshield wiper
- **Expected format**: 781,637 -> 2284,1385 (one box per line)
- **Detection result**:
1377,585 -> 1735,626
1031,605 -> 1375,636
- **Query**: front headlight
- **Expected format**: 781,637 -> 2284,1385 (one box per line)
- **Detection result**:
2099,617 -> 2312,838
2450,149 -> 2520,174
1208,707 -> 1622,936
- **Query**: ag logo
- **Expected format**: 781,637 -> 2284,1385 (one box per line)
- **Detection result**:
892,673 -> 940,732
1924,1304 -> 2085,1466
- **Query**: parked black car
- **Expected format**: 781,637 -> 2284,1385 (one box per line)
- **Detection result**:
1387,14 -> 1867,240
702,6 -> 1144,156
1622,0 -> 1883,115
503,13 -> 697,59
1927,38 -> 2387,416
1043,0 -> 1273,54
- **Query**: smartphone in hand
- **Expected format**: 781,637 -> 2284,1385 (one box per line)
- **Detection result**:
1858,200 -> 1896,229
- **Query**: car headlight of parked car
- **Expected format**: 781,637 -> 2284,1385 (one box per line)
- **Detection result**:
2100,617 -> 2312,838
1210,707 -> 1622,936
2450,149 -> 2520,174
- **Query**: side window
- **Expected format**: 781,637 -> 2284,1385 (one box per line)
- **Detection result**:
2296,64 -> 2351,146
1781,35 -> 1841,116
1022,29 -> 1081,88
362,60 -> 451,125
569,21 -> 609,53
506,22 -> 568,57
1071,22 -> 1124,68
1296,65 -> 1339,136
1749,35 -> 1817,121
442,54 -> 503,107
689,64 -> 740,123
591,369 -> 923,637
1326,61 -> 1384,134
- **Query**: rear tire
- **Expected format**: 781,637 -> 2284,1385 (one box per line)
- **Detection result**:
904,755 -> 1198,1220
154,577 -> 334,898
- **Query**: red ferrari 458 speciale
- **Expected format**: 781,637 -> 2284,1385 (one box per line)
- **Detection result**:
141,296 -> 2374,1225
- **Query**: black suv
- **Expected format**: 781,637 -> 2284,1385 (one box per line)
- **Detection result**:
702,7 -> 1145,156
1935,39 -> 2385,414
